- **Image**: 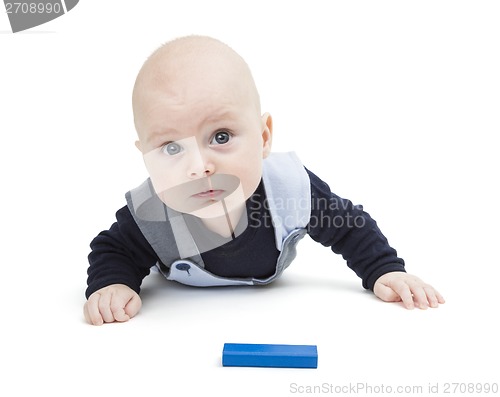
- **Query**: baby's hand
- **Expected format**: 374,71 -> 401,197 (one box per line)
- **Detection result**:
373,272 -> 445,310
84,284 -> 142,325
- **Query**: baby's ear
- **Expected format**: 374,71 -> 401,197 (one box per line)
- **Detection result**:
261,113 -> 273,158
135,140 -> 143,153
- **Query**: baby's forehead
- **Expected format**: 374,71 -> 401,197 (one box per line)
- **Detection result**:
133,36 -> 261,135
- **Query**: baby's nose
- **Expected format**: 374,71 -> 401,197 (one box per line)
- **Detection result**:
187,154 -> 215,178
189,168 -> 212,178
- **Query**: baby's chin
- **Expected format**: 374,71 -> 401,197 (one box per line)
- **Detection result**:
188,198 -> 244,219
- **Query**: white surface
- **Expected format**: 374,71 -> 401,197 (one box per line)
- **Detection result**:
1,1 -> 499,396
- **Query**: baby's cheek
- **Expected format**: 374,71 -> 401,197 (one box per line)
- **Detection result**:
143,157 -> 176,192
152,178 -> 186,203
241,168 -> 263,199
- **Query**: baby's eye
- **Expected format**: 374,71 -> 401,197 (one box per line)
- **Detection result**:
162,142 -> 183,156
210,130 -> 231,145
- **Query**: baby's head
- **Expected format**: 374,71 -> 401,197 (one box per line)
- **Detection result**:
132,36 -> 272,217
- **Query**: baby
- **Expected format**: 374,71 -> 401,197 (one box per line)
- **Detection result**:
84,35 -> 444,325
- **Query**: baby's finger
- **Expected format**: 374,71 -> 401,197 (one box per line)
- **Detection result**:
124,294 -> 142,319
110,297 -> 130,323
423,286 -> 439,308
409,284 -> 429,309
97,292 -> 114,323
392,281 -> 415,310
111,307 -> 130,322
435,289 -> 446,304
424,286 -> 445,308
85,294 -> 104,326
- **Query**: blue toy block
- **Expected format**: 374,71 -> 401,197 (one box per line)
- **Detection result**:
222,343 -> 318,368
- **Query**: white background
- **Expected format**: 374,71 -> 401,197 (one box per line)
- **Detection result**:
1,1 -> 499,396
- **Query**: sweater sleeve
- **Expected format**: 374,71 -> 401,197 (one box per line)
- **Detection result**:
85,206 -> 160,298
305,168 -> 405,290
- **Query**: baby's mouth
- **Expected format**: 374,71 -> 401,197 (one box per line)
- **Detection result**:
192,189 -> 225,199
157,173 -> 241,214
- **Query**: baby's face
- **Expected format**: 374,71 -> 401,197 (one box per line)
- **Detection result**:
134,66 -> 272,218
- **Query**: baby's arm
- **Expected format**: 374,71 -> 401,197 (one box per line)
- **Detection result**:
84,284 -> 142,325
85,206 -> 159,324
305,169 -> 445,309
374,272 -> 445,309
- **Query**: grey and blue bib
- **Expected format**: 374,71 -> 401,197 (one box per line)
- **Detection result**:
126,152 -> 311,287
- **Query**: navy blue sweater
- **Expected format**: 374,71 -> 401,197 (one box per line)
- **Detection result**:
86,169 -> 405,298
